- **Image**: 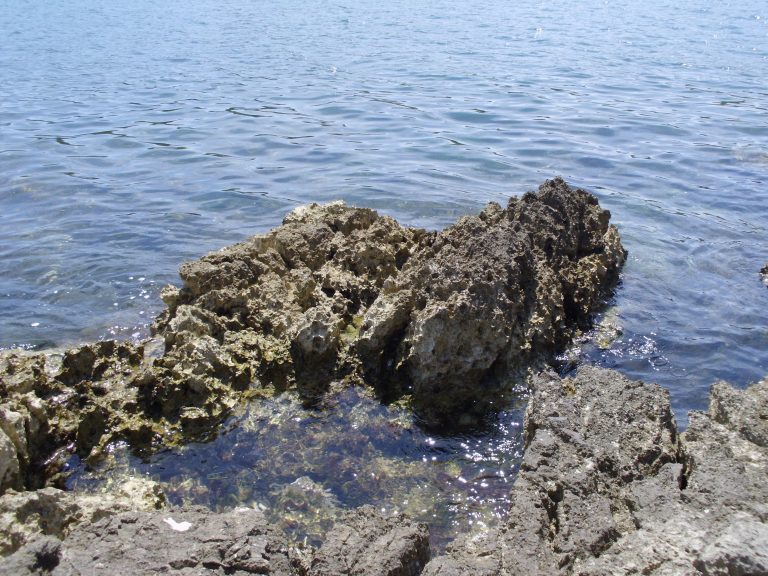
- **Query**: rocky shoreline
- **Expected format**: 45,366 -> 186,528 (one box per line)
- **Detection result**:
2,369 -> 765,575
1,178 -> 766,574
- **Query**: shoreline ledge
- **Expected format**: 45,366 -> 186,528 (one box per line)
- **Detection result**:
1,369 -> 766,574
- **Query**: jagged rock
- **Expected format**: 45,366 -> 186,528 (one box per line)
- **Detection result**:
1,178 -> 624,492
422,369 -> 768,576
0,428 -> 21,493
307,506 -> 430,576
0,504 -> 430,576
146,178 -> 623,430
760,263 -> 768,287
0,536 -> 62,576
148,198 -> 428,409
0,478 -> 165,557
0,342 -> 159,494
358,179 -> 625,424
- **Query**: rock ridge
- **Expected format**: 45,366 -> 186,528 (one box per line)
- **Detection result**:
0,177 -> 625,494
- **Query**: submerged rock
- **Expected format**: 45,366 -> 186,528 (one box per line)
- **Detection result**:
269,476 -> 342,546
422,368 -> 768,576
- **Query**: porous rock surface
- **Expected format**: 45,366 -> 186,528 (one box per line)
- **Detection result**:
0,177 -> 625,493
356,180 -> 625,424
307,506 -> 430,576
0,478 -> 165,557
151,176 -> 624,426
422,368 -> 768,576
0,504 -> 429,576
5,368 -> 765,575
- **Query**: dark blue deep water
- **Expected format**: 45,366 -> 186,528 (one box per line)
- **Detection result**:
2,1 -> 767,532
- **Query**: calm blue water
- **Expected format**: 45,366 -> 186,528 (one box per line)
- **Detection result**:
1,0 -> 767,429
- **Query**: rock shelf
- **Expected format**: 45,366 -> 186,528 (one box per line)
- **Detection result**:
2,369 -> 766,575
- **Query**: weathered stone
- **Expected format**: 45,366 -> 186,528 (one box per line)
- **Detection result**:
709,376 -> 768,448
0,506 -> 303,576
308,506 -> 430,576
1,179 -> 625,490
0,428 -> 21,493
358,179 -> 625,424
0,536 -> 62,576
0,478 -> 165,557
423,369 -> 768,576
149,177 -> 623,429
696,514 -> 768,576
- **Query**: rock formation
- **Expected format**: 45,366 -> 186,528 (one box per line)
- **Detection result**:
3,368 -> 766,575
0,478 -> 164,557
1,178 -> 767,573
0,177 -> 625,494
356,180 -> 624,425
421,368 -> 768,576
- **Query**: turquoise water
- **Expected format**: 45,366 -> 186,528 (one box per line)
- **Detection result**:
1,2 -> 766,428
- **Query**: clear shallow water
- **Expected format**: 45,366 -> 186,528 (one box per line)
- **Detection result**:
2,0 -> 768,539
67,386 -> 526,549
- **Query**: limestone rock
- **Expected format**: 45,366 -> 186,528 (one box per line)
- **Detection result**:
307,506 -> 430,576
0,479 -> 165,557
358,178 -> 626,424
1,179 -> 624,490
423,369 -> 768,576
0,428 -> 21,493
0,506 -> 302,575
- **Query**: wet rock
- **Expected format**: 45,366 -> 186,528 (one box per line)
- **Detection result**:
423,369 -> 768,576
0,478 -> 165,556
149,198 -> 427,410
153,177 -> 624,428
0,342 -> 157,493
269,476 -> 342,546
307,505 -> 430,576
761,263 -> 768,286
